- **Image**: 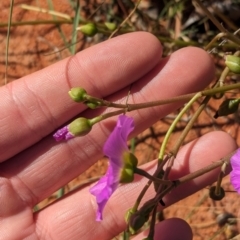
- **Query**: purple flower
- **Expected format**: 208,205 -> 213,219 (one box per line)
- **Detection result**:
90,115 -> 134,221
53,126 -> 74,141
230,149 -> 240,194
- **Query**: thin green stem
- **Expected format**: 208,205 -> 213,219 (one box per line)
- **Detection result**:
206,32 -> 240,52
219,67 -> 230,87
171,96 -> 210,156
89,109 -> 125,126
86,82 -> 240,111
131,179 -> 152,212
70,1 -> 80,55
224,33 -> 240,49
202,82 -> 240,96
204,32 -> 227,51
170,58 -> 234,157
127,93 -> 196,110
123,230 -> 130,240
158,93 -> 201,160
206,30 -> 240,53
154,65 -> 233,197
84,95 -> 126,108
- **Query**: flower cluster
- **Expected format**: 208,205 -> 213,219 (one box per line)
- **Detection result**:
53,112 -> 136,221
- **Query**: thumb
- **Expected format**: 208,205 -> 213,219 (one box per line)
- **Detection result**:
133,218 -> 192,240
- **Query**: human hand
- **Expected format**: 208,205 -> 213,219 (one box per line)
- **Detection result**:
0,32 -> 236,240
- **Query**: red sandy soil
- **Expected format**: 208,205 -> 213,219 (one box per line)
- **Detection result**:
1,1 -> 240,239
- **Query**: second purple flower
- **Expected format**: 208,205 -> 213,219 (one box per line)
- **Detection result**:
230,148 -> 240,194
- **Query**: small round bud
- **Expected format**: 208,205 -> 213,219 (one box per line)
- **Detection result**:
68,87 -> 87,102
209,186 -> 225,201
77,23 -> 98,37
104,22 -> 117,31
69,117 -> 92,137
214,98 -> 240,118
225,55 -> 240,74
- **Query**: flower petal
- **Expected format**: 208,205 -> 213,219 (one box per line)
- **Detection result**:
103,115 -> 134,163
90,164 -> 118,221
90,115 -> 134,221
230,148 -> 240,194
53,126 -> 74,141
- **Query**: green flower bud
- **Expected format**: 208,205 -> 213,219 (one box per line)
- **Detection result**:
120,152 -> 138,183
104,22 -> 117,31
68,117 -> 92,137
214,98 -> 240,118
77,23 -> 98,37
225,55 -> 240,74
209,186 -> 225,201
68,87 -> 87,102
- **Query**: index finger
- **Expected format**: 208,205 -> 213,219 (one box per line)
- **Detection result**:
0,32 -> 162,162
